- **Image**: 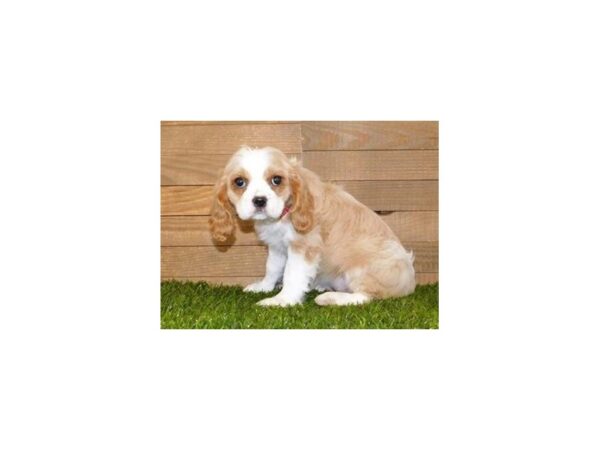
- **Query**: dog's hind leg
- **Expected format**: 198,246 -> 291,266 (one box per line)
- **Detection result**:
314,291 -> 372,306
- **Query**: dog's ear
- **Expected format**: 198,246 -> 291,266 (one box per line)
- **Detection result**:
209,175 -> 236,242
289,168 -> 315,233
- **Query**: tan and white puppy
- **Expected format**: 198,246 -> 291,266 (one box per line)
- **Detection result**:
209,146 -> 416,307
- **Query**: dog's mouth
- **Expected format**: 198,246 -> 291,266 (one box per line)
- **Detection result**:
252,209 -> 268,220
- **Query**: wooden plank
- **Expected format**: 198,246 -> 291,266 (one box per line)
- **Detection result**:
161,276 -> 259,286
162,273 -> 438,286
303,150 -> 438,180
161,186 -> 213,215
162,246 -> 268,277
339,180 -> 438,211
161,212 -> 438,246
301,121 -> 438,150
161,216 -> 261,246
162,121 -> 298,126
380,211 -> 438,241
161,181 -> 438,215
163,150 -> 437,184
415,273 -> 438,285
407,242 -> 438,272
161,153 -> 302,185
161,123 -> 302,154
161,242 -> 437,278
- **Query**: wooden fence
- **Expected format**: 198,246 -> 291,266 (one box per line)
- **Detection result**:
161,121 -> 438,285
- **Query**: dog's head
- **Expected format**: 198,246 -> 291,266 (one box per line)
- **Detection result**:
209,146 -> 314,242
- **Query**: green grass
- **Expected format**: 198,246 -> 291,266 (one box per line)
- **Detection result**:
161,281 -> 438,329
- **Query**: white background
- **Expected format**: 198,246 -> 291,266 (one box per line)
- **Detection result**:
1,1 -> 599,449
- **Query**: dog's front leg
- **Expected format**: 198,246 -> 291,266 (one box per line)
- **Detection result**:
257,247 -> 318,307
243,246 -> 287,293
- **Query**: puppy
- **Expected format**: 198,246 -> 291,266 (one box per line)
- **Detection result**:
209,146 -> 416,306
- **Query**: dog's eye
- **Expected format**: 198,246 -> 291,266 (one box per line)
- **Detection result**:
271,176 -> 282,186
234,177 -> 246,188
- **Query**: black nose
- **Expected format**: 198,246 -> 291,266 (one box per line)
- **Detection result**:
252,196 -> 267,208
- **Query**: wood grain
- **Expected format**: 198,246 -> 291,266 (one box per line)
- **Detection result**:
161,276 -> 260,286
160,121 -> 439,282
415,273 -> 438,285
161,153 -> 302,185
161,212 -> 438,246
161,123 -> 302,154
162,121 -> 298,126
161,242 -> 437,278
339,180 -> 438,211
161,186 -> 213,215
161,181 -> 438,215
162,273 -> 438,286
301,121 -> 438,150
162,150 -> 436,184
407,242 -> 439,272
162,246 -> 268,277
380,211 -> 438,241
303,150 -> 438,180
161,216 -> 261,246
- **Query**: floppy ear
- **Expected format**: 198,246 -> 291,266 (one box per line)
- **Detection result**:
209,176 -> 236,242
289,168 -> 314,233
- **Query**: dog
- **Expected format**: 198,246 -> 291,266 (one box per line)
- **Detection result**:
209,146 -> 416,306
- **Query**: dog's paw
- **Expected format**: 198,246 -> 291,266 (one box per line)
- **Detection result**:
314,291 -> 371,306
314,292 -> 338,306
244,281 -> 275,293
256,295 -> 301,307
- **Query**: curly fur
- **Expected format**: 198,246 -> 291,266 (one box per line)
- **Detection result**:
209,146 -> 416,307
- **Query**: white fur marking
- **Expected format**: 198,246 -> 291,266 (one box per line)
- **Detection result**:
230,147 -> 286,221
244,245 -> 287,292
257,245 -> 319,307
314,292 -> 371,306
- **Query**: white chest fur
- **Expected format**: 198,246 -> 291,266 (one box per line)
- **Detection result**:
254,219 -> 296,250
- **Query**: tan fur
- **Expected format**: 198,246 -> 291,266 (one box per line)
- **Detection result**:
287,166 -> 415,299
262,150 -> 300,223
211,146 -> 416,300
289,164 -> 315,233
290,230 -> 322,263
208,175 -> 235,242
